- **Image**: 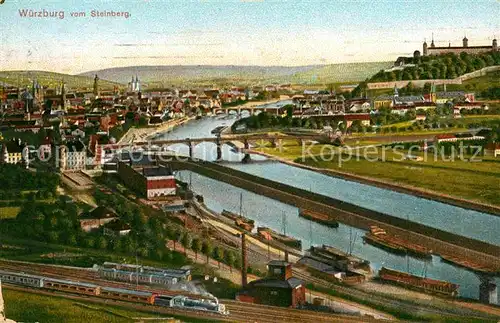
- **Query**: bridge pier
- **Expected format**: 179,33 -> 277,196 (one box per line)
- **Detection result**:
269,138 -> 277,148
242,139 -> 251,163
479,278 -> 498,305
188,141 -> 193,158
215,137 -> 222,161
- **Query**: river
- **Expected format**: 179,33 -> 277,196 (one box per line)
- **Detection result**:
153,110 -> 499,300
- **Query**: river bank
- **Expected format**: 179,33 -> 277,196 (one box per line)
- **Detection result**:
247,149 -> 500,217
117,116 -> 195,144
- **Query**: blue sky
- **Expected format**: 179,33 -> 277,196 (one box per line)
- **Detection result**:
0,0 -> 498,74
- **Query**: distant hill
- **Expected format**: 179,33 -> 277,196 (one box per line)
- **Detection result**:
79,62 -> 392,88
0,70 -> 121,90
291,62 -> 392,84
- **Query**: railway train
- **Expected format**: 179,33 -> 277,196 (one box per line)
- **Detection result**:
101,262 -> 191,281
0,270 -> 228,315
99,267 -> 179,287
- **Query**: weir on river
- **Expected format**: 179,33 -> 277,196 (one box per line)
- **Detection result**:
152,109 -> 500,300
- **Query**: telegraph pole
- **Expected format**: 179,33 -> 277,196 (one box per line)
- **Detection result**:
239,192 -> 243,217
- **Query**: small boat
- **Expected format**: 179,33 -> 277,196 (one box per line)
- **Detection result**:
257,227 -> 302,250
310,245 -> 371,274
440,254 -> 498,275
299,209 -> 339,228
221,210 -> 255,232
363,226 -> 432,259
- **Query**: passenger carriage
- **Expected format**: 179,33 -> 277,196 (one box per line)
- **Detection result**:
42,277 -> 101,296
99,286 -> 156,305
0,270 -> 44,288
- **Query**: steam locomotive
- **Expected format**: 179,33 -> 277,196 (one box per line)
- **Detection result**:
0,270 -> 228,315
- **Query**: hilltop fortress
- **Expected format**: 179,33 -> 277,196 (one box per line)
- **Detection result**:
423,36 -> 498,56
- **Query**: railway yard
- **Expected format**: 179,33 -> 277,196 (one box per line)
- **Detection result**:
1,256 -> 500,322
3,169 -> 499,322
0,259 -> 376,323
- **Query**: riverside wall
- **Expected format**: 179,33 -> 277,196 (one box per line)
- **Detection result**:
165,159 -> 500,271
250,150 -> 500,217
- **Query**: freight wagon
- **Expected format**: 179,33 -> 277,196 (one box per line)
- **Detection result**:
379,267 -> 459,297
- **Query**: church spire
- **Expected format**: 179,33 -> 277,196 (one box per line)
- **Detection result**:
93,74 -> 99,96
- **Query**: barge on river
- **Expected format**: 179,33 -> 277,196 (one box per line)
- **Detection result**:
221,210 -> 255,232
299,209 -> 339,228
378,267 -> 459,297
363,226 -> 432,259
257,227 -> 302,250
440,254 -> 499,275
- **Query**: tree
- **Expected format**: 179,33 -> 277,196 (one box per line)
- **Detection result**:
201,240 -> 213,264
224,249 -> 236,273
46,231 -> 59,243
213,246 -> 224,268
174,229 -> 183,250
191,237 -> 202,261
82,236 -> 95,248
96,236 -> 108,250
181,232 -> 192,255
121,235 -> 135,253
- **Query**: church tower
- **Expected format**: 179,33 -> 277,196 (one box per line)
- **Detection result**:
135,75 -> 140,92
430,34 -> 435,48
93,74 -> 99,97
423,40 -> 428,56
493,38 -> 498,51
61,79 -> 66,110
463,36 -> 468,48
130,76 -> 135,92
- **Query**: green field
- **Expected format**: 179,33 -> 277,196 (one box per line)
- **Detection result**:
3,289 -> 216,323
298,151 -> 500,206
0,70 -> 122,90
448,70 -> 500,92
258,142 -> 500,206
0,207 -> 20,219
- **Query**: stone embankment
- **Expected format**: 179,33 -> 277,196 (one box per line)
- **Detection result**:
164,159 -> 500,271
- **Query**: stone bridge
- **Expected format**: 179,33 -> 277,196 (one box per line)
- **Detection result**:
213,105 -> 286,116
100,133 -> 332,161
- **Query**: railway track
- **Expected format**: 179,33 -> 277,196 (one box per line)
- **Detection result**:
292,268 -> 499,321
224,300 -> 378,323
0,260 -> 206,299
0,259 -> 365,322
3,284 -> 234,322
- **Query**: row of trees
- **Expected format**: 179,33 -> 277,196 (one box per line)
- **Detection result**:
94,181 -> 246,271
480,87 -> 500,100
0,164 -> 59,193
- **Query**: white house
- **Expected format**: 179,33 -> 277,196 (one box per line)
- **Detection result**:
60,140 -> 87,171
